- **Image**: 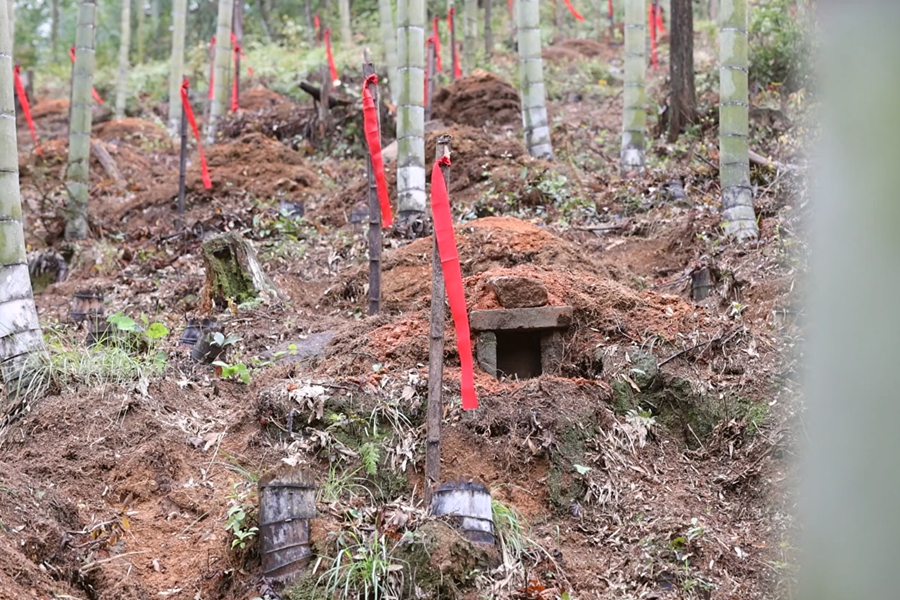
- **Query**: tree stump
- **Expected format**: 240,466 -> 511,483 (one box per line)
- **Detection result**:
200,231 -> 285,310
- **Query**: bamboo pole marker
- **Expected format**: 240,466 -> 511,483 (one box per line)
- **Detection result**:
232,0 -> 243,109
178,101 -> 187,215
364,62 -> 383,315
425,134 -> 452,507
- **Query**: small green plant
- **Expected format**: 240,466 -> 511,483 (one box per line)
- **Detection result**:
491,498 -> 532,565
318,464 -> 374,503
212,360 -> 251,384
209,332 -> 242,350
359,442 -> 380,477
225,484 -> 259,550
318,530 -> 405,600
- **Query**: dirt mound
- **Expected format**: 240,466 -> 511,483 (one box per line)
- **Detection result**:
202,132 -> 319,195
431,70 -> 521,128
556,38 -> 607,57
542,45 -> 585,62
30,98 -> 69,120
93,118 -> 169,145
239,86 -> 289,111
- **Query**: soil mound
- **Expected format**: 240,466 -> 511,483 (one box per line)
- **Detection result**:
201,132 -> 319,196
93,118 -> 169,145
542,45 -> 584,62
30,98 -> 69,120
239,86 -> 289,111
556,38 -> 607,58
431,70 -> 521,128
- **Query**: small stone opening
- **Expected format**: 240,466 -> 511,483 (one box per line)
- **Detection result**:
496,330 -> 543,380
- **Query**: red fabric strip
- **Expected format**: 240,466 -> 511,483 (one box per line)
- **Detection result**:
230,32 -> 253,76
180,78 -> 212,190
508,0 -> 513,21
656,4 -> 665,34
563,0 -> 585,21
431,157 -> 477,411
448,8 -> 462,78
432,17 -> 442,72
69,46 -> 104,104
324,29 -> 339,84
13,66 -> 39,151
362,74 -> 393,228
648,4 -> 658,69
208,37 -> 216,100
608,0 -> 613,18
231,37 -> 240,112
314,14 -> 321,42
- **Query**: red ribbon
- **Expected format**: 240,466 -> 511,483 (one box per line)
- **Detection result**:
656,4 -> 665,34
648,4 -> 658,70
448,8 -> 462,78
230,32 -> 254,76
314,14 -> 321,41
362,74 -> 393,228
563,0 -> 584,21
608,0 -> 613,18
431,156 -> 477,411
324,29 -> 339,84
432,17 -> 442,72
69,47 -> 104,104
508,0 -> 514,21
13,66 -> 39,151
180,78 -> 212,190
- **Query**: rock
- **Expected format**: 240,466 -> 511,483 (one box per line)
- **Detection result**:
628,347 -> 659,390
470,306 -> 573,332
486,276 -> 549,308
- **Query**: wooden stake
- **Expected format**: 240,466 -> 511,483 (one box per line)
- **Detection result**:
425,135 -> 451,508
485,0 -> 493,58
319,65 -> 333,149
178,100 -> 187,214
425,40 -> 436,121
450,6 -> 457,81
364,62 -> 382,316
232,0 -> 243,109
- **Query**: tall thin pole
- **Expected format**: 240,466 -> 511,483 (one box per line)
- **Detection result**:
178,101 -> 187,215
364,62 -> 383,316
426,134 -> 452,507
233,0 -> 243,110
450,5 -> 457,81
425,40 -> 436,121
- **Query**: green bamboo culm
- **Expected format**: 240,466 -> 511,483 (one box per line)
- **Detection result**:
0,0 -> 44,390
718,0 -> 757,241
396,0 -> 426,216
517,0 -> 553,159
6,0 -> 13,54
464,0 -> 477,73
339,0 -> 352,44
167,0 -> 187,133
64,0 -> 97,241
207,0 -> 233,144
378,0 -> 398,104
114,0 -> 131,119
620,0 -> 645,174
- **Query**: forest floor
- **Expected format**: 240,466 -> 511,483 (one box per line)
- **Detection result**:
0,35 -> 808,600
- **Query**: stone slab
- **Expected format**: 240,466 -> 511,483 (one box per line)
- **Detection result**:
486,276 -> 549,308
469,306 -> 573,332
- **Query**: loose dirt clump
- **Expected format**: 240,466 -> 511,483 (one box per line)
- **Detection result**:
239,86 -> 290,111
556,38 -> 607,58
431,70 -> 521,128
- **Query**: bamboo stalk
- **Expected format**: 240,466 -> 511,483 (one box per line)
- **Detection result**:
620,0 -> 646,175
425,39 -> 436,121
396,0 -> 427,217
114,0 -> 131,119
233,0 -> 243,110
364,63 -> 383,316
517,0 -> 554,158
206,0 -> 234,144
450,5 -> 457,81
425,134 -> 452,507
378,0 -> 398,104
464,0 -> 477,72
168,0 -> 187,133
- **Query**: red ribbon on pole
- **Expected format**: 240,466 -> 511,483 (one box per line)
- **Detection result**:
608,0 -> 613,19
13,66 -> 39,151
230,32 -> 254,76
448,8 -> 462,79
432,17 -> 442,72
314,14 -> 321,42
656,4 -> 665,34
180,78 -> 212,190
508,0 -> 514,22
362,74 -> 393,228
648,4 -> 658,70
324,29 -> 339,85
69,47 -> 104,104
430,156 -> 478,411
563,0 -> 585,21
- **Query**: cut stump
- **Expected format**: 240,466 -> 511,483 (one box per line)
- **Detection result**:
200,231 -> 285,310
